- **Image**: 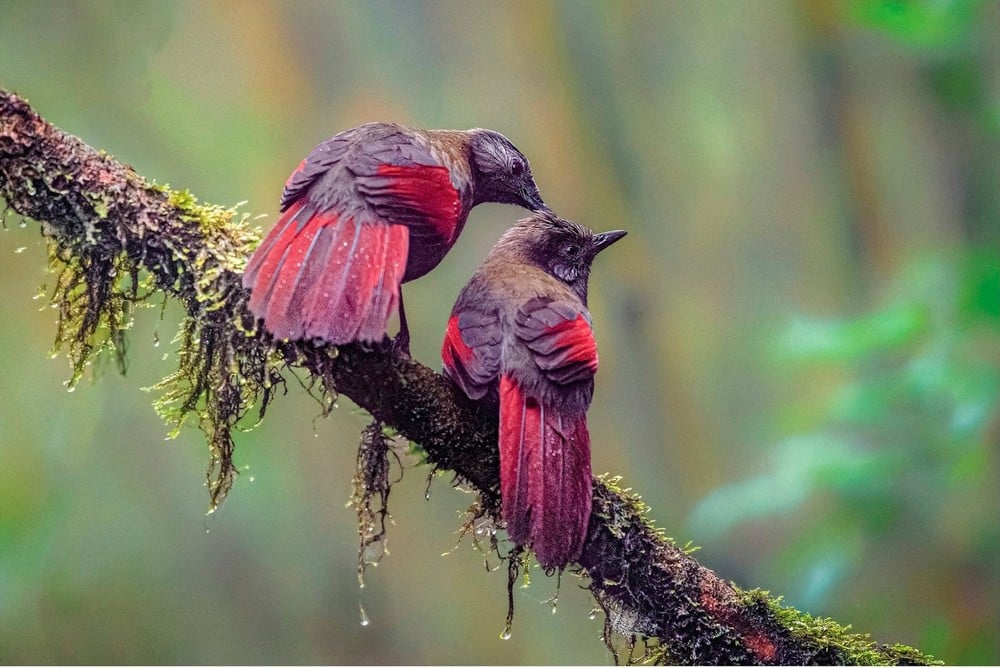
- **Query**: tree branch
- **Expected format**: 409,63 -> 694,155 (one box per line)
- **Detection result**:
0,89 -> 937,666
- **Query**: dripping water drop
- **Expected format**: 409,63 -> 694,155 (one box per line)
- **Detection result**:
499,626 -> 512,640
359,602 -> 370,627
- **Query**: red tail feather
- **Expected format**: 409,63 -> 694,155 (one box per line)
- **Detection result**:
499,375 -> 592,569
243,206 -> 408,343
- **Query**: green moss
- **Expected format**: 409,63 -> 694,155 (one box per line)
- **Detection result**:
739,587 -> 942,665
594,473 -> 676,546
44,178 -> 286,511
141,186 -> 284,509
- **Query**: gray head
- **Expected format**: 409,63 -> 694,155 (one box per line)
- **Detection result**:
468,129 -> 547,211
497,211 -> 626,302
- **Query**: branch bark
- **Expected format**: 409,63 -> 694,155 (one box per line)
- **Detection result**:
0,89 -> 937,666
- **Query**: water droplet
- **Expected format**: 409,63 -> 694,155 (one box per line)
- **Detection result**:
499,626 -> 512,640
248,476 -> 255,483
589,607 -> 600,620
359,602 -> 370,627
14,246 -> 26,254
19,220 -> 27,228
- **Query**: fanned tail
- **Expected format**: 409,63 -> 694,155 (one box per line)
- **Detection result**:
498,375 -> 592,569
243,205 -> 408,343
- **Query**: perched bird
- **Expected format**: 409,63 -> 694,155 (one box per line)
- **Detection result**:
441,212 -> 626,569
243,122 -> 547,350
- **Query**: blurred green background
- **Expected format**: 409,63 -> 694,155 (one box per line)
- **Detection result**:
1,0 -> 998,664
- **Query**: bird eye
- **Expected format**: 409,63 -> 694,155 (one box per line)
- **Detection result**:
510,158 -> 524,176
563,244 -> 580,257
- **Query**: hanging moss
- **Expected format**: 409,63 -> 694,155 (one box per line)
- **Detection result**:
38,175 -> 286,510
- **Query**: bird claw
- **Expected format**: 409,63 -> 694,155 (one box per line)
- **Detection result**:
390,331 -> 411,359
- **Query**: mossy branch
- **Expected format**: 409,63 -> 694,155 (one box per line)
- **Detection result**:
0,89 -> 939,666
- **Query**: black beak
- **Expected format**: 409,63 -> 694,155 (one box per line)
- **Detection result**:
593,229 -> 627,253
521,184 -> 549,213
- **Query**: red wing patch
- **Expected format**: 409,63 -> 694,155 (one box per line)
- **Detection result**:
542,314 -> 598,374
442,315 -> 475,369
441,308 -> 502,401
516,299 -> 599,385
375,164 -> 462,243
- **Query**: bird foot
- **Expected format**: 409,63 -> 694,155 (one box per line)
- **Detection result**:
390,331 -> 411,359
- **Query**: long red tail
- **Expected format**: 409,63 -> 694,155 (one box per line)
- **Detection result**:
498,374 -> 592,569
243,203 -> 409,343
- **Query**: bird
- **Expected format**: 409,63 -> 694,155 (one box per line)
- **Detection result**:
441,211 -> 626,569
242,122 -> 548,352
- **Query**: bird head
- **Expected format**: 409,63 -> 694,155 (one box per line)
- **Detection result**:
498,212 -> 627,302
468,129 -> 547,212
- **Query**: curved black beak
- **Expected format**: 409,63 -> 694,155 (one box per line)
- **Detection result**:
593,229 -> 627,253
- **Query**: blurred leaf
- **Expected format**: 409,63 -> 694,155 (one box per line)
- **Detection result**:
697,252 -> 998,662
690,434 -> 890,538
960,248 -> 1000,323
847,0 -> 982,50
780,520 -> 866,609
780,304 -> 929,363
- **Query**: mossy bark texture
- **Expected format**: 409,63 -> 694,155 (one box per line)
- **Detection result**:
0,90 -> 938,666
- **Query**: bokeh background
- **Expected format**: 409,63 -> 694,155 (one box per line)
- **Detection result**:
1,0 -> 998,664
